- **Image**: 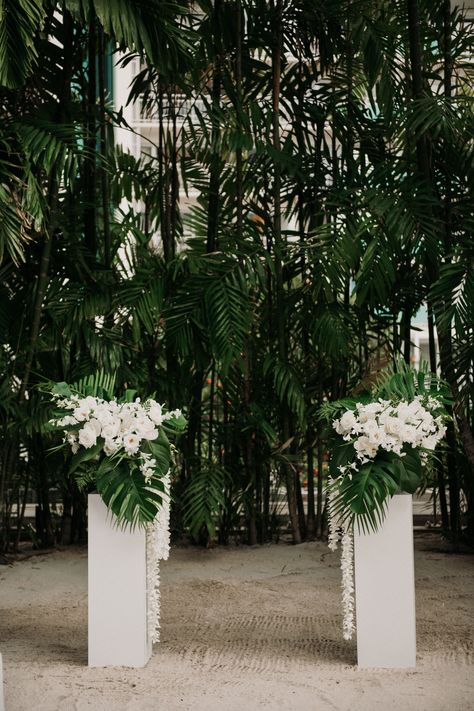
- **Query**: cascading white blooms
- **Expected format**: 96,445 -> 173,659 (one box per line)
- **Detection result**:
146,472 -> 171,644
328,396 -> 447,640
327,486 -> 355,640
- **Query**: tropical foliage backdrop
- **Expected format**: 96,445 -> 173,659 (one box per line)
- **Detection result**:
1,0 -> 473,552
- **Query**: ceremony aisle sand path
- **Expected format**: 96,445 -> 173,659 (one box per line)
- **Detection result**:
1,535 -> 473,711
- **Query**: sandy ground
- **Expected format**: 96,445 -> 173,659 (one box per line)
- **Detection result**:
1,534 -> 473,711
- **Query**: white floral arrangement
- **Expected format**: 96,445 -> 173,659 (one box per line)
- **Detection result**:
333,397 -> 446,467
321,366 -> 449,640
50,381 -> 185,528
49,379 -> 186,645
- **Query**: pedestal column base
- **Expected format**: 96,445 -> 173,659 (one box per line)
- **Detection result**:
88,494 -> 152,668
354,493 -> 416,668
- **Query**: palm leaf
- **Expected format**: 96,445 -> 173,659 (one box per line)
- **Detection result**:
331,459 -> 399,534
71,371 -> 117,400
95,458 -> 167,528
182,464 -> 227,540
0,0 -> 45,88
0,184 -> 29,265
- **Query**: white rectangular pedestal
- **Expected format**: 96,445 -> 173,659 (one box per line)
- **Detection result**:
88,494 -> 151,667
354,493 -> 416,668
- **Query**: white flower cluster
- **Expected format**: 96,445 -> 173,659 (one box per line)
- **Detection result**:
54,394 -> 181,459
333,396 -> 446,470
146,473 -> 171,644
327,485 -> 355,640
340,529 -> 355,640
327,484 -> 341,552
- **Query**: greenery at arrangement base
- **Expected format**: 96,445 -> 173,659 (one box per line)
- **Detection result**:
47,373 -> 186,528
320,363 -> 450,534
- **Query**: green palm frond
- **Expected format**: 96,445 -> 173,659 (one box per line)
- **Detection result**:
95,458 -> 167,528
204,271 -> 251,372
15,116 -> 83,180
330,443 -> 424,535
311,305 -> 355,360
263,354 -> 305,425
182,464 -> 227,541
330,458 -> 399,535
71,371 -> 117,400
0,0 -> 45,88
375,359 -> 451,405
0,184 -> 29,265
67,0 -> 193,71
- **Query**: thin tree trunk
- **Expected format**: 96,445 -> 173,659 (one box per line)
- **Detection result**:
206,0 -> 223,253
235,0 -> 243,235
208,363 -> 216,464
306,439 -> 316,539
35,437 -> 54,548
316,414 -> 325,538
271,0 -> 301,544
403,307 -> 412,364
295,469 -> 306,540
19,181 -> 58,401
427,302 -> 437,372
170,92 -> 179,253
14,467 -> 30,552
98,25 -> 111,267
428,302 -> 449,530
84,12 -> 97,258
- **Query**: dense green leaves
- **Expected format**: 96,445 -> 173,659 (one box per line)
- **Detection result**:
1,0 -> 474,549
182,464 -> 228,540
0,0 -> 45,87
95,459 -> 166,528
67,0 -> 193,71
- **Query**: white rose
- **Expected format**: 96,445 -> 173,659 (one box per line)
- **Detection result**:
103,438 -> 120,456
148,402 -> 163,426
358,410 -> 377,423
88,418 -> 102,436
73,406 -> 90,422
366,427 -> 384,447
102,423 -> 120,440
354,435 -> 377,461
384,417 -> 402,436
339,410 -> 357,434
93,405 -> 114,425
120,414 -> 135,432
83,396 -> 98,408
135,416 -> 158,440
78,424 -> 97,449
396,403 -> 411,421
362,418 -> 378,434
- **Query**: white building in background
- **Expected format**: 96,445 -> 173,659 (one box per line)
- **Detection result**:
411,311 -> 436,370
